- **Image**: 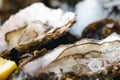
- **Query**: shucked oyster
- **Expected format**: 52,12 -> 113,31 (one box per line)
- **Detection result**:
22,33 -> 120,80
0,3 -> 75,54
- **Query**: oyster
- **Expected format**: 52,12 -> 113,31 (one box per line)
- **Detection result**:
81,19 -> 120,39
0,2 -> 75,54
21,33 -> 120,80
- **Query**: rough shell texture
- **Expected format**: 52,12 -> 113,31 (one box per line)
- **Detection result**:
81,19 -> 120,40
22,33 -> 120,80
0,2 -> 75,54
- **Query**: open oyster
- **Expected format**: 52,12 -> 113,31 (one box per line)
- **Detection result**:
17,33 -> 120,80
0,2 -> 75,54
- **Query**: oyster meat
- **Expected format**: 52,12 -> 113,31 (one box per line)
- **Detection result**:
0,2 -> 75,54
21,33 -> 120,80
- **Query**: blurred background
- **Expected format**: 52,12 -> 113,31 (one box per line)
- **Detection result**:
0,0 -> 120,37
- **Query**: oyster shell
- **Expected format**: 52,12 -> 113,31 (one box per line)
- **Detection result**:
22,33 -> 120,79
0,2 -> 75,54
81,19 -> 120,39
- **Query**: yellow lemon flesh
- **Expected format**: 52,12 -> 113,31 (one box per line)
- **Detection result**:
0,58 -> 17,80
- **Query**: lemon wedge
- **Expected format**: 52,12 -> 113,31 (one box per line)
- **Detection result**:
0,58 -> 17,80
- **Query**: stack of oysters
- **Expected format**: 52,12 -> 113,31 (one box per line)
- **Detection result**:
0,2 -> 120,80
